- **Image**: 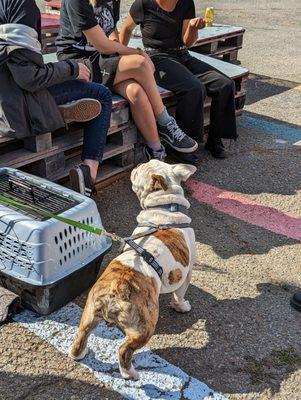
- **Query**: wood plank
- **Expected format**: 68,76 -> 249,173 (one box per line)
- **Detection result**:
0,136 -> 15,145
44,0 -> 61,10
41,13 -> 60,29
23,132 -> 52,152
189,51 -> 249,79
195,25 -> 245,45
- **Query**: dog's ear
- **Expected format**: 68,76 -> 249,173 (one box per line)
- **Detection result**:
151,174 -> 168,191
172,164 -> 197,182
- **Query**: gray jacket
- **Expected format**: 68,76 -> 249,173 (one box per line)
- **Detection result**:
0,24 -> 79,139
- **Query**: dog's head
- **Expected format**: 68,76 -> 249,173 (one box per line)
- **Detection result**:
131,160 -> 196,207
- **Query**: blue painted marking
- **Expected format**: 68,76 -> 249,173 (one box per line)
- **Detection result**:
240,115 -> 301,142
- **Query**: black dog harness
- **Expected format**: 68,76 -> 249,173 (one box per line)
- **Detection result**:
121,204 -> 191,279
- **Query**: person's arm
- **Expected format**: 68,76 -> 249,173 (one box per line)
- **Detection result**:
6,55 -> 83,92
119,14 -> 137,46
83,25 -> 141,56
182,17 -> 205,48
109,28 -> 120,43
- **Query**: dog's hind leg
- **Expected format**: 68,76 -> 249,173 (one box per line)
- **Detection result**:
118,328 -> 153,381
170,269 -> 192,313
70,290 -> 101,360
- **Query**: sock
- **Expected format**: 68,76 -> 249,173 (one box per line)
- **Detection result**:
147,140 -> 162,151
156,107 -> 173,126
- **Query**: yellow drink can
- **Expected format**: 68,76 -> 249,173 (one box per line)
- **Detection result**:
205,7 -> 214,27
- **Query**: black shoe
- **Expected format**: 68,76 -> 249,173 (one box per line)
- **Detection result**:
144,144 -> 167,161
69,164 -> 97,197
157,118 -> 198,153
205,139 -> 228,159
290,292 -> 301,311
167,147 -> 200,166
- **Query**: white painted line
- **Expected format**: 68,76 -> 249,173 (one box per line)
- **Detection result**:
293,140 -> 301,146
14,303 -> 226,400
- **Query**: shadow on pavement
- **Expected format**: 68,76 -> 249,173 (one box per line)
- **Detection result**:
246,74 -> 299,106
189,196 -> 299,259
0,371 -> 123,400
155,282 -> 301,396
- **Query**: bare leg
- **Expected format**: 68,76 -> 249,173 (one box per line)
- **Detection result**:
114,79 -> 160,145
170,270 -> 193,313
70,291 -> 100,360
83,159 -> 99,182
114,55 -> 165,116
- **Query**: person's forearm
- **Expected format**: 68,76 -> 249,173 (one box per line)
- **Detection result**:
109,29 -> 120,43
85,28 -> 139,56
183,25 -> 198,47
119,26 -> 133,46
97,38 -> 139,55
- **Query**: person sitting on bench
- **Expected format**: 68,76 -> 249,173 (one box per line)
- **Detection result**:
55,0 -> 198,162
120,0 -> 238,161
0,0 -> 112,196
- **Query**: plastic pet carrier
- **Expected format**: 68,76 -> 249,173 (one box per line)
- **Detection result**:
0,168 -> 112,314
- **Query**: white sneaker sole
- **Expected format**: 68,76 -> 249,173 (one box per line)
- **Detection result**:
59,99 -> 102,124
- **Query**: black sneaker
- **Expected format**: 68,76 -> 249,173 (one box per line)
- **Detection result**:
205,138 -> 228,159
144,144 -> 167,161
290,292 -> 301,311
69,164 -> 97,197
157,118 -> 198,153
167,147 -> 200,166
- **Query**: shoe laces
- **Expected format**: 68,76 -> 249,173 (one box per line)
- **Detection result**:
167,119 -> 186,141
153,145 -> 167,161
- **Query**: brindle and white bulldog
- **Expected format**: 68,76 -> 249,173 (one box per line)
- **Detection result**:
70,160 -> 197,380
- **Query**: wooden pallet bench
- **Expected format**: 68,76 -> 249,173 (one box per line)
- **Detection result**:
192,25 -> 245,63
45,0 -> 61,14
0,53 -> 248,187
41,13 -> 60,54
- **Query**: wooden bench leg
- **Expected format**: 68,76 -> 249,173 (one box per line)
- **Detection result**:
23,132 -> 53,153
31,152 -> 65,180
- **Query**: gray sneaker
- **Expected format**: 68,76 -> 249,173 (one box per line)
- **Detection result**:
158,118 -> 198,153
144,144 -> 167,161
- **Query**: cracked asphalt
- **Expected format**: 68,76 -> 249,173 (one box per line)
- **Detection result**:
1,1 -> 301,399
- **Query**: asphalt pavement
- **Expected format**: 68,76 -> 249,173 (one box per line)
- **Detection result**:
1,1 -> 300,399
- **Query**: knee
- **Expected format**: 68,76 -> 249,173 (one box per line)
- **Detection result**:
132,55 -> 152,74
127,83 -> 148,105
189,80 -> 207,100
97,84 -> 112,104
219,75 -> 235,93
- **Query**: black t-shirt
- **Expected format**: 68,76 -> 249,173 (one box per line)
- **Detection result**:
56,0 -> 120,59
0,0 -> 41,43
130,0 -> 195,49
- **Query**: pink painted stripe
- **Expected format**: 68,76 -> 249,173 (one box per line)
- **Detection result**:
186,180 -> 301,241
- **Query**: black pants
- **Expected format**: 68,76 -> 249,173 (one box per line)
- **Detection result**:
151,50 -> 237,142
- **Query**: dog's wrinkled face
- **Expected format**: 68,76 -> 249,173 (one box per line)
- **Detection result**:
131,160 -> 196,206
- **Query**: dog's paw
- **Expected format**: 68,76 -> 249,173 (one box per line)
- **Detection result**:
69,346 -> 88,361
120,366 -> 140,381
170,299 -> 191,313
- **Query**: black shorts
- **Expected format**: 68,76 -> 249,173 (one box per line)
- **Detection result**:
84,53 -> 121,90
